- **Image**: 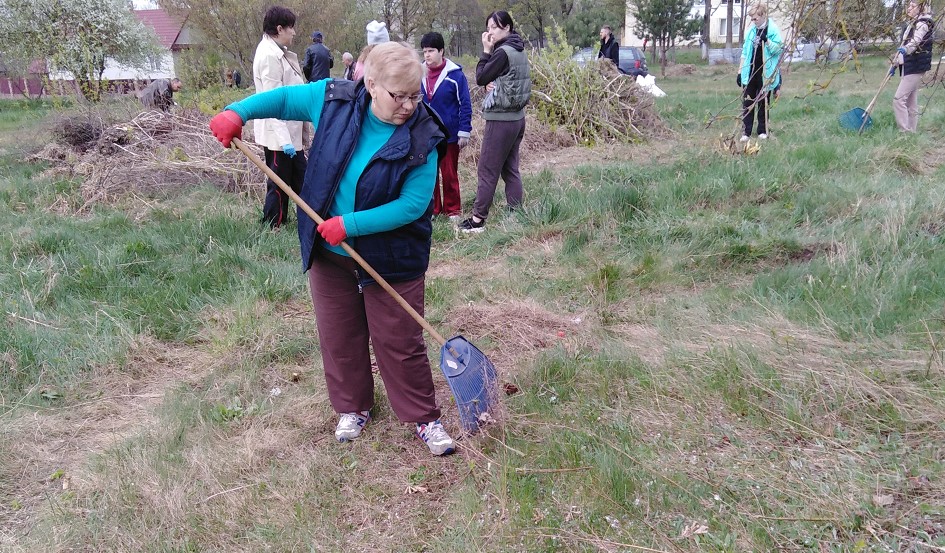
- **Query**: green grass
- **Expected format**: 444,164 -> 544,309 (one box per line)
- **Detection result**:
2,53 -> 945,552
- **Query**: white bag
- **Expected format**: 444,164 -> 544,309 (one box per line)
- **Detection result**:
636,74 -> 666,97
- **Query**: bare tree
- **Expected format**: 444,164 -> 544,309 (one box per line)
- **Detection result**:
377,0 -> 441,43
160,0 -> 359,75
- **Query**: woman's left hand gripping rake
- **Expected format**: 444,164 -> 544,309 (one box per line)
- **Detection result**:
232,138 -> 499,434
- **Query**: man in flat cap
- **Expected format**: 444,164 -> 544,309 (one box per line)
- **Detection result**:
302,31 -> 333,82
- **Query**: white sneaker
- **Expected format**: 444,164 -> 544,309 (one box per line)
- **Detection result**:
416,420 -> 455,456
335,410 -> 370,442
758,133 -> 768,139
739,135 -> 750,143
448,214 -> 461,223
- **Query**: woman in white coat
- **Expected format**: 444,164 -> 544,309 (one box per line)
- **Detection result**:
253,6 -> 306,228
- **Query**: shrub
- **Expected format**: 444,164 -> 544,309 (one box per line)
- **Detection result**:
529,28 -> 665,145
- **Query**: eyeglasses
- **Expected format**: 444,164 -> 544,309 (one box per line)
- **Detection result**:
379,85 -> 422,105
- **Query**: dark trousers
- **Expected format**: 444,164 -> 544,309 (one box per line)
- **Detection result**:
473,118 -> 526,220
308,248 -> 441,423
263,148 -> 306,228
742,84 -> 769,136
433,142 -> 462,216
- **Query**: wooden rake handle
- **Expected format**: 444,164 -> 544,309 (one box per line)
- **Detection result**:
859,65 -> 895,133
231,137 -> 449,347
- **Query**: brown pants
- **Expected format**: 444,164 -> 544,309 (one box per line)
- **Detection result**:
308,248 -> 441,423
473,118 -> 526,220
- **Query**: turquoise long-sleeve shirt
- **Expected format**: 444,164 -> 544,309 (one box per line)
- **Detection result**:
227,79 -> 438,256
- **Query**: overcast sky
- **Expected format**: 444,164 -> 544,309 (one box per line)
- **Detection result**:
132,0 -> 158,8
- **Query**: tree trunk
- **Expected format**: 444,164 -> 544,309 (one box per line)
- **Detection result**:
702,0 -> 712,59
726,0 -> 734,51
660,40 -> 667,78
738,0 -> 746,44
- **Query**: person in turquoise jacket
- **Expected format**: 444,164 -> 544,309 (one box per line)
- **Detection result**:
209,41 -> 457,457
738,2 -> 783,141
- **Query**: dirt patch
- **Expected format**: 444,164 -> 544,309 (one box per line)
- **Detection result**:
787,241 -> 838,263
664,63 -> 696,76
445,298 -> 591,374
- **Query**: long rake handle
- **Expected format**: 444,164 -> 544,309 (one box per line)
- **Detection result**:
232,137 -> 449,347
859,65 -> 895,133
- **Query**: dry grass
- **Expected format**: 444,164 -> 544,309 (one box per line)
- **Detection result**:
0,336 -> 218,544
3,278 -> 944,550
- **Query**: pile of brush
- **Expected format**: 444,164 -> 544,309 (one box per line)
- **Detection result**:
29,107 -> 262,210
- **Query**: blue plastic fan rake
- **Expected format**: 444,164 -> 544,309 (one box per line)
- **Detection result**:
440,336 -> 498,433
839,64 -> 895,133
233,138 -> 500,435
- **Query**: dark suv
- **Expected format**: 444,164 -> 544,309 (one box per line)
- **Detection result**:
571,46 -> 649,77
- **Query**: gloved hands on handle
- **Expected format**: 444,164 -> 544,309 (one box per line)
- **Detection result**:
209,110 -> 243,148
317,216 -> 347,246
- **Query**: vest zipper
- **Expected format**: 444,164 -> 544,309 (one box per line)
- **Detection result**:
354,269 -> 363,294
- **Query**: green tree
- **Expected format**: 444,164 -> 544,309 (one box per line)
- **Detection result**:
564,5 -> 626,48
0,0 -> 161,102
632,0 -> 700,76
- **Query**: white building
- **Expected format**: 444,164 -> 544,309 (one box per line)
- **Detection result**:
49,8 -> 196,85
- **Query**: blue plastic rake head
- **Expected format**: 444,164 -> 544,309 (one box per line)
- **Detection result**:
439,335 -> 498,434
839,107 -> 873,132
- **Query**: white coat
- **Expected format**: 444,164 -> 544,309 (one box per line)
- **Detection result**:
252,34 -> 305,151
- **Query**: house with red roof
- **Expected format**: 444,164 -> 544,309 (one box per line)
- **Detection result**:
127,8 -> 197,80
46,7 -> 196,90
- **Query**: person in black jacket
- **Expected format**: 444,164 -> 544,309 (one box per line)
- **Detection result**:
892,0 -> 934,132
598,25 -> 620,70
302,31 -> 333,82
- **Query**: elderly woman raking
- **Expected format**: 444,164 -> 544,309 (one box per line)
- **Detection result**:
210,41 -> 456,456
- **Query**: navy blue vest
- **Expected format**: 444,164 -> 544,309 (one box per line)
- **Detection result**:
903,17 -> 934,76
297,79 -> 447,284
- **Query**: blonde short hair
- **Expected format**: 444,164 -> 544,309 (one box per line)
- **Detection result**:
748,2 -> 768,18
364,41 -> 422,88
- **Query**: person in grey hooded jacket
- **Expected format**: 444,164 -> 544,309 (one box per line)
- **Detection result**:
138,78 -> 181,111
